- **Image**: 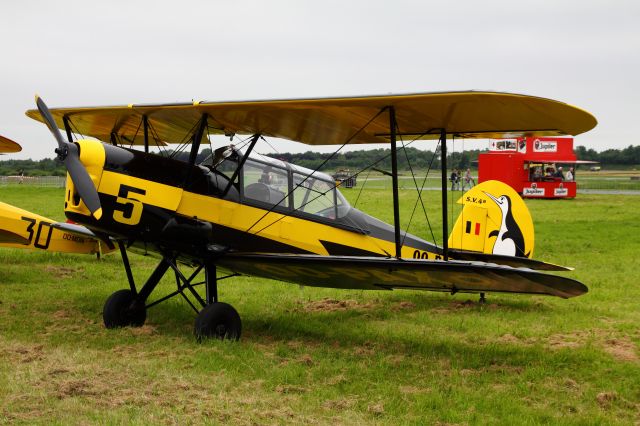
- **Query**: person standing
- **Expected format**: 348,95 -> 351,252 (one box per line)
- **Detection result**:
450,169 -> 459,191
462,168 -> 474,190
566,167 -> 574,181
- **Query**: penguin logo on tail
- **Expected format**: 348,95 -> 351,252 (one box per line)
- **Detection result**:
484,192 -> 529,257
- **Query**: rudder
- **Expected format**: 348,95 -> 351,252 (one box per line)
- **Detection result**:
448,180 -> 534,258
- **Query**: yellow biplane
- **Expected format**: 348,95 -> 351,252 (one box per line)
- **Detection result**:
27,91 -> 597,340
0,135 -> 108,255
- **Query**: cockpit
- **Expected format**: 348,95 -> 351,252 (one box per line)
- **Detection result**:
202,146 -> 351,222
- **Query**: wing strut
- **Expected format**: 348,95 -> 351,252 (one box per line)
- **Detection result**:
189,114 -> 208,166
439,129 -> 449,260
221,134 -> 260,198
388,106 -> 402,259
183,114 -> 209,186
143,115 -> 149,153
63,116 -> 73,142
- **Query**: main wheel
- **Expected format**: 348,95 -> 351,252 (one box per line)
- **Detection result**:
194,302 -> 242,341
103,289 -> 147,328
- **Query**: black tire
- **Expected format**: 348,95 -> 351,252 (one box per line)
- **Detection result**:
103,289 -> 146,328
194,302 -> 241,341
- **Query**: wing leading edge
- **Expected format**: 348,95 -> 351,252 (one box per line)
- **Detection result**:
217,254 -> 587,299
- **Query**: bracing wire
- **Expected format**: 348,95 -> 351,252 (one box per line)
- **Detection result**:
399,132 -> 438,248
245,106 -> 389,235
352,167 -> 371,208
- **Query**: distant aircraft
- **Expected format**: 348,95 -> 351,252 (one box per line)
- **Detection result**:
28,91 -> 597,340
0,135 -> 110,255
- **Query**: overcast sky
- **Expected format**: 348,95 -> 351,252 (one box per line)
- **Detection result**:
1,0 -> 638,160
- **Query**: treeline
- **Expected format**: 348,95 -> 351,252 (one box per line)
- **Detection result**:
271,147 -> 450,171
575,145 -> 640,165
0,158 -> 66,176
1,145 -> 638,176
270,145 -> 640,171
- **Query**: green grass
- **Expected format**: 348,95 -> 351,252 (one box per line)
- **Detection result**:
1,186 -> 639,425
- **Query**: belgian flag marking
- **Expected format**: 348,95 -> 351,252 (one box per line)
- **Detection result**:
465,220 -> 481,236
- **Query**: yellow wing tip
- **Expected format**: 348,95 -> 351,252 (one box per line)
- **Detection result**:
93,208 -> 103,220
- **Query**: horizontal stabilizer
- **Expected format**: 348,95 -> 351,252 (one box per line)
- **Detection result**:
217,254 -> 587,299
51,222 -> 98,239
51,222 -> 116,250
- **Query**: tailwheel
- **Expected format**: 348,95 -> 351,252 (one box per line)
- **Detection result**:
103,289 -> 147,328
194,302 -> 242,341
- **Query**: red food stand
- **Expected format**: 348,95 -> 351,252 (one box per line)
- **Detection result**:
478,137 -> 595,199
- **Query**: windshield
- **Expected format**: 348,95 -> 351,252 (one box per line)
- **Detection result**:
238,153 -> 350,220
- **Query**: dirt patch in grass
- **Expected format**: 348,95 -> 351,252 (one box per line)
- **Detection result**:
275,384 -> 308,394
399,385 -> 430,394
43,265 -> 83,279
130,325 -> 158,336
596,391 -> 618,409
323,396 -> 358,411
2,343 -> 45,363
431,300 -> 500,314
392,301 -> 417,311
603,337 -> 638,362
324,374 -> 346,386
497,333 -> 527,345
56,378 -> 100,399
367,402 -> 385,416
297,298 -> 379,313
545,330 -> 594,349
544,330 -> 638,361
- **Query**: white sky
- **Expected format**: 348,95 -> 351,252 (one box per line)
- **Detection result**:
1,0 -> 638,160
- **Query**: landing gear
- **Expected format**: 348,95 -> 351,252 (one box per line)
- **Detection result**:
194,302 -> 242,341
103,289 -> 146,328
105,242 -> 241,340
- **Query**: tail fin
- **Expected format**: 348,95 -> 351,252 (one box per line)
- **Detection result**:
448,180 -> 535,258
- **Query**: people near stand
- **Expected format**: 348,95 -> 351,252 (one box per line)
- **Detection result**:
462,168 -> 475,190
554,166 -> 565,180
450,168 -> 460,191
566,167 -> 574,181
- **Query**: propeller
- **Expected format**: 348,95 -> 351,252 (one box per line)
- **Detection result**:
36,96 -> 103,220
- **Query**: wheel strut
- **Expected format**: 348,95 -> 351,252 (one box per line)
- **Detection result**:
107,249 -> 241,340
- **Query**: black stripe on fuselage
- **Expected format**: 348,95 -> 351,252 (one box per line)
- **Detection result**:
320,240 -> 386,257
67,193 -> 312,258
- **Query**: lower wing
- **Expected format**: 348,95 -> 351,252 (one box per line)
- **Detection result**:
216,254 -> 587,299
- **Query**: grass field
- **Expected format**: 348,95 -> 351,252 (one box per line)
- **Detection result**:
1,186 -> 639,425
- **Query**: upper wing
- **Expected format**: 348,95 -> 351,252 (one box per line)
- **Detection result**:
0,135 -> 21,154
25,91 -> 597,146
216,253 -> 587,299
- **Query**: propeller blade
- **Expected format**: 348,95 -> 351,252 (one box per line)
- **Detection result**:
35,95 -> 67,150
35,96 -> 103,220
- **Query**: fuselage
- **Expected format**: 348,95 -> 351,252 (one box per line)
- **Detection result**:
65,140 -> 442,263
